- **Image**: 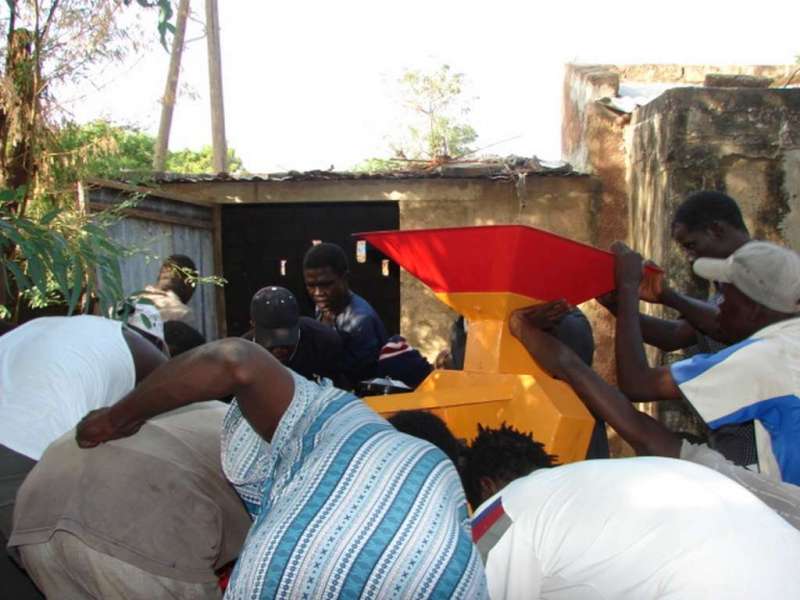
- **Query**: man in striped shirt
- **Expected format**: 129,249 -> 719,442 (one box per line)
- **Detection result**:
76,338 -> 488,599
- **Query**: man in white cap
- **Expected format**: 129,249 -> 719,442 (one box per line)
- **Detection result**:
508,240 -> 800,530
0,311 -> 167,597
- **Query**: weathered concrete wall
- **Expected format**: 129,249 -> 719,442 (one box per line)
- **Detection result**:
563,65 -> 634,384
627,86 -> 800,437
157,176 -> 601,361
630,87 -> 800,295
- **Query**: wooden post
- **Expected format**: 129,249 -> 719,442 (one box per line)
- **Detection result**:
153,0 -> 191,172
205,0 -> 228,173
212,205 -> 227,338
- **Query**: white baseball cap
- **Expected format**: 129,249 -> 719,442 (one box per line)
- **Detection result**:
125,302 -> 166,343
693,241 -> 800,314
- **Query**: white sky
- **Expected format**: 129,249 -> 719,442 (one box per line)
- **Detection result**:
64,0 -> 800,173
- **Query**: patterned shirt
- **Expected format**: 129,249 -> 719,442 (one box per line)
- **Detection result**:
671,316 -> 800,484
221,374 -> 487,599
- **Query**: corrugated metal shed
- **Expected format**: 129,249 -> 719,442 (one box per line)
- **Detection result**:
87,183 -> 222,340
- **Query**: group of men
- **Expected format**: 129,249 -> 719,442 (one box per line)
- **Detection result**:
2,190 -> 800,598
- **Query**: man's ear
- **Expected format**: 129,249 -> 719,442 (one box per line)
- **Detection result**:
707,221 -> 726,239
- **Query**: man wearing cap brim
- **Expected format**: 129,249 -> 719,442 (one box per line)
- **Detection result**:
611,240 -> 800,485
506,241 -> 800,531
248,286 -> 345,384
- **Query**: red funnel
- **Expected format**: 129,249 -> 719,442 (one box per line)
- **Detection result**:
356,225 -> 650,305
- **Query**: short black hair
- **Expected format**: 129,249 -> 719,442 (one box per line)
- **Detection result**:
389,410 -> 462,465
164,321 -> 206,357
302,242 -> 349,276
160,255 -> 197,303
164,254 -> 196,274
672,191 -> 748,233
463,423 -> 555,509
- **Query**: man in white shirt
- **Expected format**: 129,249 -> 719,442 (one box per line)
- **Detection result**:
0,314 -> 166,598
467,427 -> 800,599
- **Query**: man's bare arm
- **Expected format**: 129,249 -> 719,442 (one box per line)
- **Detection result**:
598,290 -> 699,352
77,338 -> 294,447
658,287 -> 721,339
613,244 -> 683,402
509,306 -> 680,457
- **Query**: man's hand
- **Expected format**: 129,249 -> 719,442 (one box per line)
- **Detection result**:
508,299 -> 570,338
509,301 -> 578,380
75,408 -> 143,448
638,260 -> 667,304
318,309 -> 337,326
611,241 -> 646,290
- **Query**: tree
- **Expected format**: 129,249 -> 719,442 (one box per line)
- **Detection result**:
166,145 -> 244,174
0,1 -> 211,323
355,64 -> 478,171
50,120 -> 246,181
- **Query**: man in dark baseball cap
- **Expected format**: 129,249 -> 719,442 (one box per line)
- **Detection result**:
251,287 -> 301,359
249,286 -> 345,384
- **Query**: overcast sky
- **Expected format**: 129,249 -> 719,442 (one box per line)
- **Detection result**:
64,0 -> 800,173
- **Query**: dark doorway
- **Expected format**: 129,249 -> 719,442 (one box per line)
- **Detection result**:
221,202 -> 400,337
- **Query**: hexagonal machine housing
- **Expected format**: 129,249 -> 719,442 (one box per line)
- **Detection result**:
358,225 -> 627,464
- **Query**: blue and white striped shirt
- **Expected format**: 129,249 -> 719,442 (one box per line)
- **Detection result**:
221,373 -> 487,599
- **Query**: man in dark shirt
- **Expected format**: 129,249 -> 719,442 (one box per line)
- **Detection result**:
249,286 -> 344,383
302,243 -> 388,385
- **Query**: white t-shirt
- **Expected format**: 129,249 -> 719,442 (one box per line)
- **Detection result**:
0,316 -> 136,460
472,457 -> 800,599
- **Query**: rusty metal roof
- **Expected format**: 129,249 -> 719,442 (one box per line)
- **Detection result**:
130,156 -> 585,184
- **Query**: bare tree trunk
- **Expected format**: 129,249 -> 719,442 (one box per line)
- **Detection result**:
205,0 -> 227,173
153,0 -> 191,172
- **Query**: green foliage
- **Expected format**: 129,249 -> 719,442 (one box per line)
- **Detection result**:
166,146 -> 244,174
398,65 -> 478,160
49,121 -> 155,183
0,188 -> 130,318
49,120 -> 246,180
351,157 -> 407,173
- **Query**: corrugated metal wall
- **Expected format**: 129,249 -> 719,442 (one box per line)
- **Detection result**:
88,186 -> 220,340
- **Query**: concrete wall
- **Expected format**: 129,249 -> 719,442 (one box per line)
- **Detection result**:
562,65 -> 633,383
157,175 -> 601,360
563,63 -> 800,381
630,86 -> 800,311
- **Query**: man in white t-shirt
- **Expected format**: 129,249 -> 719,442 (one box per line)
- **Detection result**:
0,314 -> 166,598
470,447 -> 800,599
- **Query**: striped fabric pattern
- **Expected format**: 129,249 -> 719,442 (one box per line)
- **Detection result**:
221,374 -> 487,599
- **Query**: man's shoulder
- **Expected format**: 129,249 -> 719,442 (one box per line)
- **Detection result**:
346,292 -> 381,318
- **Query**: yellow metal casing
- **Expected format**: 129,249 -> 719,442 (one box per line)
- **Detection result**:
365,290 -> 594,464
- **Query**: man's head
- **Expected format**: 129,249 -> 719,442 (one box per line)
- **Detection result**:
302,243 -> 350,314
694,241 -> 800,342
250,286 -> 300,364
671,191 -> 750,262
157,255 -> 197,304
463,423 -> 555,509
388,410 -> 462,466
164,321 -> 206,357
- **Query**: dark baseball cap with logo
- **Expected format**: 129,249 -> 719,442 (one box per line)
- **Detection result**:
250,286 -> 300,348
